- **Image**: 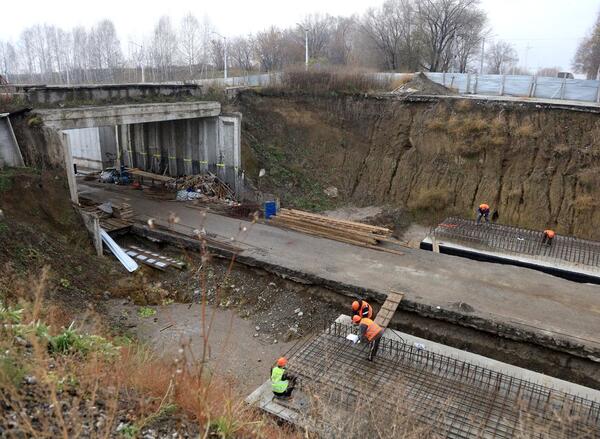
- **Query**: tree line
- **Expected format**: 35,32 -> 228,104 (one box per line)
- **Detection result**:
4,0 -> 580,85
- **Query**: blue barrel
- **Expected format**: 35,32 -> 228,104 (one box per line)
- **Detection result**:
264,201 -> 277,219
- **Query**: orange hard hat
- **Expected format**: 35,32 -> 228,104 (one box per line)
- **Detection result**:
277,357 -> 287,367
545,229 -> 555,238
352,315 -> 362,324
479,203 -> 489,210
352,301 -> 360,311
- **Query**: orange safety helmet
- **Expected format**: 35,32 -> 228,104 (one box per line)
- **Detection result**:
352,301 -> 360,311
277,357 -> 288,367
479,203 -> 490,211
352,315 -> 362,324
544,229 -> 555,238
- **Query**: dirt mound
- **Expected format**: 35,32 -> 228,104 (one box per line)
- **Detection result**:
393,72 -> 457,95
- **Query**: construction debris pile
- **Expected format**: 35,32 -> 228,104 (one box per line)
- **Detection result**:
80,199 -> 134,233
269,208 -> 402,254
166,173 -> 236,203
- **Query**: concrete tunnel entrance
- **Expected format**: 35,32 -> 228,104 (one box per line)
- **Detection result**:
35,101 -> 242,204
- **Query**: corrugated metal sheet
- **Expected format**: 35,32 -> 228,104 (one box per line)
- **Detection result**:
63,127 -> 102,170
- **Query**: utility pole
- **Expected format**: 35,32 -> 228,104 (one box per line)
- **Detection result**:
480,37 -> 485,74
297,24 -> 309,70
524,43 -> 532,74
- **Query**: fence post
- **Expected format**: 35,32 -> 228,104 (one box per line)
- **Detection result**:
528,75 -> 537,98
560,78 -> 566,100
466,73 -> 471,94
499,75 -> 506,96
474,74 -> 478,94
596,83 -> 600,103
442,71 -> 446,87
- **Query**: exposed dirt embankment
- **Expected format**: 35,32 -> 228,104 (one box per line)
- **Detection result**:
238,91 -> 600,238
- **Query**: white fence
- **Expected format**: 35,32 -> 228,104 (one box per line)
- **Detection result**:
421,72 -> 600,103
197,71 -> 600,104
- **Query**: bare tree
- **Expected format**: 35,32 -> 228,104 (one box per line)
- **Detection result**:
536,66 -> 561,78
210,37 -> 225,72
298,14 -> 334,61
573,12 -> 600,79
230,36 -> 254,72
485,40 -> 518,74
327,17 -> 355,65
150,16 -> 178,81
361,0 -> 416,71
179,12 -> 201,76
451,11 -> 486,72
254,27 -> 286,72
416,0 -> 485,72
0,42 -> 18,79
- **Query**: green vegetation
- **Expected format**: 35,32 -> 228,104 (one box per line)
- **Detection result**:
137,306 -> 157,318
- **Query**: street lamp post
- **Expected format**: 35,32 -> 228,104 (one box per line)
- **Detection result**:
297,24 -> 309,70
212,32 -> 228,79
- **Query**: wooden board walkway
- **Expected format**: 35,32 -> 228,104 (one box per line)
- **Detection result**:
374,291 -> 404,328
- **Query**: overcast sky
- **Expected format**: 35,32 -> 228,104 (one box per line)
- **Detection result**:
1,0 -> 598,72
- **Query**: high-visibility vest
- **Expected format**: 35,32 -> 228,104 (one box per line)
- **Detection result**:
360,301 -> 373,319
479,204 -> 490,212
271,366 -> 288,393
360,318 -> 383,342
544,230 -> 555,238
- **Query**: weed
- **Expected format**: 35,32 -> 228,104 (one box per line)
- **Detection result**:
277,67 -> 392,95
118,423 -> 140,438
0,354 -> 26,387
137,307 -> 156,318
0,301 -> 23,323
0,221 -> 8,234
515,122 -> 538,138
409,188 -> 452,211
59,278 -> 70,288
454,99 -> 473,112
26,115 -> 42,127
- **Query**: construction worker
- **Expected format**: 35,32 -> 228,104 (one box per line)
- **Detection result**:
542,229 -> 555,246
476,203 -> 490,224
352,299 -> 373,320
352,315 -> 384,361
271,357 -> 296,399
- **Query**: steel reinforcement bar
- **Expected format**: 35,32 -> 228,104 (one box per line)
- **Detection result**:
434,217 -> 600,271
286,322 -> 600,438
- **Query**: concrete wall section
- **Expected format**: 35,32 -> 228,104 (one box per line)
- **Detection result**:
0,114 -> 24,167
37,101 -> 221,130
63,127 -> 102,170
23,83 -> 204,106
117,115 -> 242,191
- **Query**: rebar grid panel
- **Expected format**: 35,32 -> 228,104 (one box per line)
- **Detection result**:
433,217 -> 600,272
286,322 -> 600,439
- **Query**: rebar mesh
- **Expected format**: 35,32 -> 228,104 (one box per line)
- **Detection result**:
433,217 -> 600,272
286,322 -> 600,438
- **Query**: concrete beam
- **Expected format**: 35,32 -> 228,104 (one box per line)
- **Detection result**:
36,101 -> 221,130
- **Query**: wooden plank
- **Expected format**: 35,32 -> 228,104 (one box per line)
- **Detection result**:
129,168 -> 174,182
270,216 -> 378,245
269,219 -> 377,247
374,291 -> 404,328
282,208 -> 390,234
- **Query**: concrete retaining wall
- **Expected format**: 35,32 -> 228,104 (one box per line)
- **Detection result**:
20,83 -> 203,106
0,114 -> 24,167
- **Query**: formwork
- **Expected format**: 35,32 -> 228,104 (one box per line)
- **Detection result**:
427,217 -> 600,280
285,322 -> 600,438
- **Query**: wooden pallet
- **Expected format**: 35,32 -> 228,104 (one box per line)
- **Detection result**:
99,217 -> 133,232
374,291 -> 404,329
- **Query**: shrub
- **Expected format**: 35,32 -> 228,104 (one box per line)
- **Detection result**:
279,67 -> 391,95
137,306 -> 156,318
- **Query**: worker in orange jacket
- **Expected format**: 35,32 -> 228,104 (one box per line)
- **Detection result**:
352,315 -> 384,361
352,299 -> 373,320
476,203 -> 490,224
542,229 -> 555,246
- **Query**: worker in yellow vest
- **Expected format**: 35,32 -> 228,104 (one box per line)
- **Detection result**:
352,315 -> 385,361
271,357 -> 296,399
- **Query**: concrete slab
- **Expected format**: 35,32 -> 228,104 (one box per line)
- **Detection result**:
36,101 -> 221,130
78,183 -> 600,364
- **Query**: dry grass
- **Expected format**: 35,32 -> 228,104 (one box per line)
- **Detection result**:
577,168 -> 600,190
574,194 -> 598,212
278,67 -> 392,95
390,74 -> 414,90
408,188 -> 452,212
454,99 -> 473,112
515,122 -> 538,138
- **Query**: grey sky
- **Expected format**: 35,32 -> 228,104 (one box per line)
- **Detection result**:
1,0 -> 598,71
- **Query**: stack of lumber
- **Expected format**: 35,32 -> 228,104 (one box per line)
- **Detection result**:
113,203 -> 134,220
269,208 -> 393,247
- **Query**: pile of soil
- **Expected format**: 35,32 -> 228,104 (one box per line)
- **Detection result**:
392,72 -> 457,96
